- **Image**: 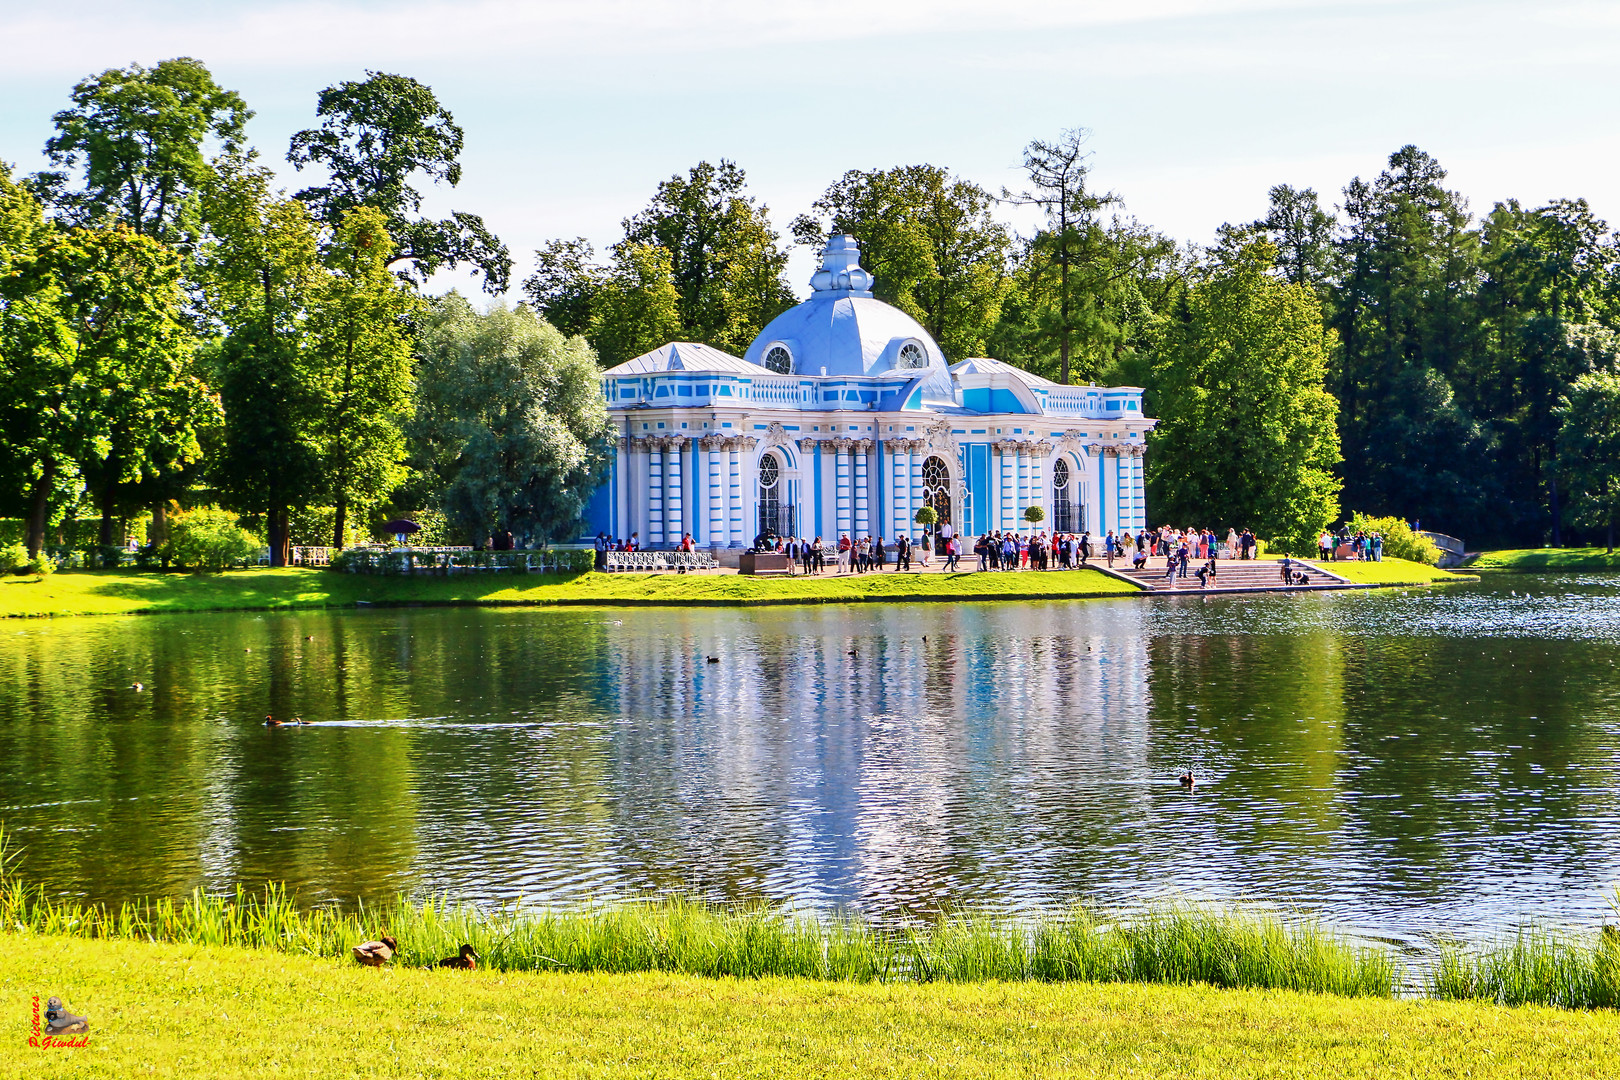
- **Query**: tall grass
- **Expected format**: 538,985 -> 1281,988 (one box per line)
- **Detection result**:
1429,926 -> 1620,1009
3,825 -> 1613,1009
0,881 -> 1395,995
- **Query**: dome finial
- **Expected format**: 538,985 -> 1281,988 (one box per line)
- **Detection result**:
809,233 -> 874,298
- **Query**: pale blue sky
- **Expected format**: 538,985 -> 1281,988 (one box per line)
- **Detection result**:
4,0 -> 1618,296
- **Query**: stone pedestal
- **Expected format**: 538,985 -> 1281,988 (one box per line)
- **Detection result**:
739,552 -> 793,576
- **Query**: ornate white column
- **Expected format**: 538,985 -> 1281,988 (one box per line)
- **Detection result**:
703,434 -> 725,547
1029,443 -> 1049,529
854,439 -> 872,537
1015,442 -> 1032,535
913,440 -> 926,540
1113,445 -> 1130,534
997,441 -> 1015,532
798,438 -> 818,539
726,437 -> 744,547
1130,444 -> 1147,529
647,438 -> 665,546
664,434 -> 685,545
1086,442 -> 1107,536
614,436 -> 630,540
833,438 -> 853,538
889,440 -> 906,541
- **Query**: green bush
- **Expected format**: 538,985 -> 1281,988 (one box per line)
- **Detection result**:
162,509 -> 262,573
27,553 -> 56,576
1346,513 -> 1441,565
914,506 -> 938,527
0,541 -> 30,574
1023,505 -> 1046,525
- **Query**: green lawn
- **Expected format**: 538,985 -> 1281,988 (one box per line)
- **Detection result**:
1313,556 -> 1477,586
5,934 -> 1615,1079
1467,547 -> 1620,571
0,564 -> 1143,618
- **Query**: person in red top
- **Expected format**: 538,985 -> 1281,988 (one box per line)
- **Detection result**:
679,532 -> 694,552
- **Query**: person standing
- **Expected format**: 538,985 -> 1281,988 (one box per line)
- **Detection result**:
1079,532 -> 1092,566
874,536 -> 887,571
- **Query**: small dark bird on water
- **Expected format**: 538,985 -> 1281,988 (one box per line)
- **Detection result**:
706,655 -> 720,664
1178,771 -> 1196,788
130,682 -> 143,691
44,996 -> 89,1035
353,935 -> 398,966
264,714 -> 280,727
437,944 -> 480,969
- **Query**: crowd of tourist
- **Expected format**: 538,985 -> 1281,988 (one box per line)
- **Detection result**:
593,522 -> 1391,578
1318,528 -> 1384,562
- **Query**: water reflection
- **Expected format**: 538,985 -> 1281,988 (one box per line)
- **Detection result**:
1,574 -> 1617,946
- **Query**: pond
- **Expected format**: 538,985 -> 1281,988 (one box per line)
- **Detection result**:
2,573 -> 1618,951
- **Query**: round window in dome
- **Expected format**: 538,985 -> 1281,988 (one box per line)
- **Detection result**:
897,341 -> 927,369
763,345 -> 793,374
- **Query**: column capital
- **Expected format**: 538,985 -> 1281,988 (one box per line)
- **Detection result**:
830,437 -> 853,453
664,433 -> 687,450
797,437 -> 818,452
855,438 -> 874,454
699,433 -> 728,451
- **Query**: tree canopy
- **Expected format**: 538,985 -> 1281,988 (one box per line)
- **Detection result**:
288,71 -> 511,293
409,297 -> 614,544
32,57 -> 250,241
792,164 -> 1011,360
1148,240 -> 1342,550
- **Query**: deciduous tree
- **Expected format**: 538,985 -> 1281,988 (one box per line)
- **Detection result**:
31,57 -> 250,241
586,244 -> 682,368
305,207 -> 420,548
1148,240 -> 1341,551
409,296 -> 614,545
792,164 -> 1011,360
288,71 -> 511,292
1557,370 -> 1620,551
618,160 -> 794,355
0,167 -> 82,556
200,156 -> 325,565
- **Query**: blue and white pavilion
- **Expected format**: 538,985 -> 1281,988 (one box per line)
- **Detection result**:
585,235 -> 1155,553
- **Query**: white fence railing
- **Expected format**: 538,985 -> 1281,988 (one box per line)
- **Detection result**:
603,550 -> 718,572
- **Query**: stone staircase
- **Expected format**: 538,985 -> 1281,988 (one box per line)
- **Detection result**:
1109,557 -> 1355,594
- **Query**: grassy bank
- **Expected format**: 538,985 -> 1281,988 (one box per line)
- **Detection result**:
5,863 -> 1619,1009
0,882 -> 1395,999
1466,547 -> 1620,571
0,565 -> 1142,618
1313,556 -> 1477,586
7,934 -> 1618,1079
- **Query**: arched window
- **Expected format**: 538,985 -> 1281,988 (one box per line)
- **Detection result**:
896,341 -> 927,369
763,345 -> 793,374
756,453 -> 793,538
1052,457 -> 1075,533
